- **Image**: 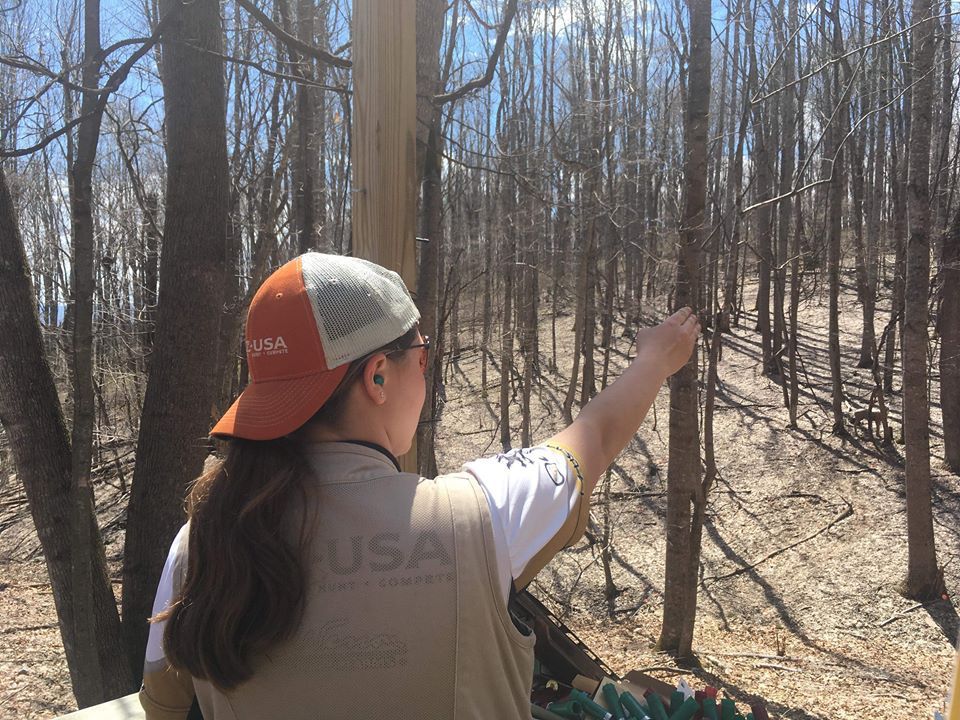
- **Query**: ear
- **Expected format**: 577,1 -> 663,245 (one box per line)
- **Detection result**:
360,354 -> 389,404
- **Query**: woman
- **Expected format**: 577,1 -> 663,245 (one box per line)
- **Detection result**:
140,252 -> 700,719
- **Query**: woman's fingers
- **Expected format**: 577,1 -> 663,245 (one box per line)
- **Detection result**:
664,307 -> 692,326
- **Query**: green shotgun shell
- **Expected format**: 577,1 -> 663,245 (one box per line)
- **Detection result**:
547,700 -> 585,719
668,697 -> 700,720
720,698 -> 736,720
602,684 -> 625,719
619,691 -> 650,719
569,688 -> 614,719
645,693 -> 670,720
532,705 -> 575,720
702,697 -> 719,720
670,691 -> 685,714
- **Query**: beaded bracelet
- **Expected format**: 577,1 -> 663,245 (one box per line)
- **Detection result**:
542,443 -> 590,549
542,442 -> 586,494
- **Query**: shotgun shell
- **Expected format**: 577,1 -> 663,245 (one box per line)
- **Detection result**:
702,697 -> 719,720
670,691 -> 686,714
720,698 -> 736,720
547,700 -> 585,719
619,691 -> 650,719
669,697 -> 701,720
645,693 -> 670,720
602,684 -> 626,720
533,705 -> 577,720
569,688 -> 614,720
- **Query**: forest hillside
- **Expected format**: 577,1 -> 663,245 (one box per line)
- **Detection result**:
2,273 -> 957,719
0,0 -> 958,717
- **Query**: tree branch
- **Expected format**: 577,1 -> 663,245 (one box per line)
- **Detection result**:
173,40 -> 351,94
434,0 -> 518,104
0,7 -> 176,158
233,0 -> 351,69
752,8 -> 960,104
0,34 -> 161,105
742,66 -> 929,214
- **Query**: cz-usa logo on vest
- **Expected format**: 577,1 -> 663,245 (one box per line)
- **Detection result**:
313,531 -> 456,594
246,336 -> 289,357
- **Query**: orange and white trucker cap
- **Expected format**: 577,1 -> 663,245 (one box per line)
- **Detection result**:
211,253 -> 420,440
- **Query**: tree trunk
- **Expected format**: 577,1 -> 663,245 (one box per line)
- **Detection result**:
415,0 -> 446,476
826,0 -> 847,435
0,164 -> 131,704
851,139 -> 875,368
562,186 -> 588,424
774,0 -> 794,381
140,193 -> 160,357
786,0 -> 803,427
864,1 -> 888,374
481,189 -> 493,399
122,0 -> 229,678
292,0 -> 318,253
901,0 -> 942,599
500,194 -> 515,451
942,206 -> 960,474
746,1 -> 774,374
886,143 -> 907,395
418,120 -> 443,476
659,0 -> 709,661
67,0 -> 118,703
721,4 -> 745,335
934,1 -> 954,231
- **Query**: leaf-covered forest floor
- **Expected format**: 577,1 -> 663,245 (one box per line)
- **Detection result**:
1,272 -> 958,719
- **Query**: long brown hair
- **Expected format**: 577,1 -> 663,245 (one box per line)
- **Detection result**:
157,437 -> 311,689
155,325 -> 421,690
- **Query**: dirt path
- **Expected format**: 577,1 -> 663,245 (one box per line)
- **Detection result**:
2,278 -> 958,719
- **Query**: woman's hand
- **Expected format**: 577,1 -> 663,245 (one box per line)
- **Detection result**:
633,307 -> 701,379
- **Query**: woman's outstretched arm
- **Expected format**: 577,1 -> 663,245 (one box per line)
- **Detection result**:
545,306 -> 701,497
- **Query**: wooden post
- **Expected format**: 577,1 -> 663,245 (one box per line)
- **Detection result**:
351,0 -> 417,286
351,0 -> 418,471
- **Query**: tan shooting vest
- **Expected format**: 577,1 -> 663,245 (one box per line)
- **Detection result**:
191,442 -> 537,719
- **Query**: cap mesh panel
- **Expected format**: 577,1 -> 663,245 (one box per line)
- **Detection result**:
300,253 -> 420,368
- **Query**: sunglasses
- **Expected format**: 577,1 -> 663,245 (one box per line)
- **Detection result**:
388,335 -> 431,374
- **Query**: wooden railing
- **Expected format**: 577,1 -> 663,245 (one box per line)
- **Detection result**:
57,694 -> 144,720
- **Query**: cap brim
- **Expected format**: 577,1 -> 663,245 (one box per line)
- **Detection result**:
210,364 -> 350,440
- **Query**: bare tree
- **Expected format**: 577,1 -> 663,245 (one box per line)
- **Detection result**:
121,0 -> 230,676
901,0 -> 943,600
825,0 -> 848,435
659,0 -> 710,661
942,205 -> 960,474
67,0 -> 120,702
0,162 -> 130,704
